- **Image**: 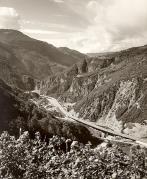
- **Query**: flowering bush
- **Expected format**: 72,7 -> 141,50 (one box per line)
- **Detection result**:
0,131 -> 147,179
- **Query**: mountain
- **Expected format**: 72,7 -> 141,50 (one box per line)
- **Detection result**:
0,29 -> 83,67
58,47 -> 87,60
87,52 -> 117,57
38,45 -> 147,140
0,29 -> 84,89
0,42 -> 26,89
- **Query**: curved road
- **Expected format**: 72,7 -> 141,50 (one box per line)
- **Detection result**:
39,95 -> 147,148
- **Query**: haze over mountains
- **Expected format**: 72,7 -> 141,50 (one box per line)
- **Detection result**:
0,29 -> 147,143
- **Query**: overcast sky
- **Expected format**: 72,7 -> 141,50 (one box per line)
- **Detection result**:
0,0 -> 147,53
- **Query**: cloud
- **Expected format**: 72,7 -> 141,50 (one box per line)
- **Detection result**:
54,0 -> 64,3
21,29 -> 59,35
103,0 -> 147,40
87,1 -> 98,10
0,7 -> 20,29
50,0 -> 64,3
35,0 -> 147,53
52,0 -> 147,53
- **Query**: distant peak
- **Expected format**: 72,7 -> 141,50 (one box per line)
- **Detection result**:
0,29 -> 32,44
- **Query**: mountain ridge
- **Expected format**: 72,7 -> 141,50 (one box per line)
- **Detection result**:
0,29 -> 85,89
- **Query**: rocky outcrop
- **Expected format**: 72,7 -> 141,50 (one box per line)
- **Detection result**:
39,64 -> 79,96
60,72 -> 98,102
39,57 -> 115,99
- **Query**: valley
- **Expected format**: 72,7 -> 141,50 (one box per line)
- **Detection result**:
0,29 -> 147,179
0,30 -> 147,146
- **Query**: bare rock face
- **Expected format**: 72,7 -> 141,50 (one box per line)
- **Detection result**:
61,72 -> 98,102
73,47 -> 147,132
39,64 -> 79,96
39,57 -> 115,101
75,78 -> 144,131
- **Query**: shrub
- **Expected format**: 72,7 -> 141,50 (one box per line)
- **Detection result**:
0,131 -> 146,179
